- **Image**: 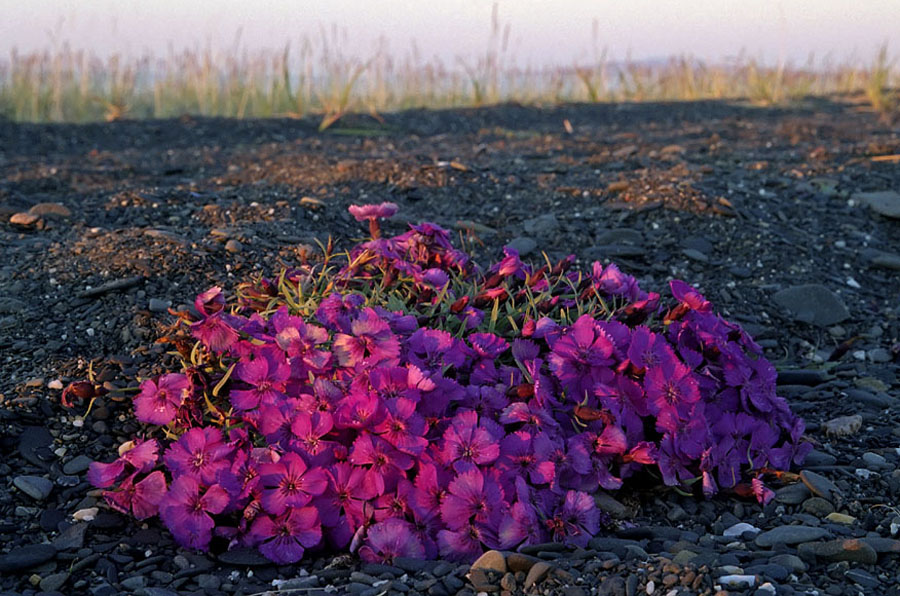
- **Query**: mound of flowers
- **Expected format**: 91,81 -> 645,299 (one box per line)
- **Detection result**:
82,202 -> 810,564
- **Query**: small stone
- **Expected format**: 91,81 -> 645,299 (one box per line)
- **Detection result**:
471,550 -> 506,573
523,214 -> 559,236
754,525 -> 830,548
9,212 -> 40,226
774,482 -> 811,505
0,544 -> 57,572
822,414 -> 863,438
870,252 -> 900,271
719,575 -> 756,589
29,202 -> 72,219
120,575 -> 147,590
225,239 -> 243,253
594,492 -> 630,519
467,568 -> 498,593
824,512 -> 856,525
14,475 -> 53,500
862,451 -> 887,469
52,522 -> 87,550
800,470 -> 842,502
597,575 -> 626,596
798,538 -> 877,564
801,497 -> 835,516
769,554 -> 807,573
506,553 -> 540,573
723,522 -> 760,537
148,298 -> 172,313
854,190 -> 900,219
771,284 -> 849,326
682,248 -> 709,263
868,348 -> 892,363
39,572 -> 69,592
63,455 -> 94,475
72,508 -> 98,522
845,569 -> 880,588
217,547 -> 272,566
523,561 -> 553,589
505,237 -> 537,256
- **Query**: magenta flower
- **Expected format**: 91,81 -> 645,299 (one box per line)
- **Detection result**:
541,490 -> 600,548
670,280 -> 711,313
440,468 -> 504,531
406,328 -> 467,371
497,431 -> 555,487
259,452 -> 329,515
88,438 -> 159,488
644,354 -> 701,418
348,201 -> 398,223
133,373 -> 191,425
437,521 -> 496,562
373,397 -> 428,455
359,518 -> 424,564
230,347 -> 291,410
159,476 -> 229,549
349,434 -> 413,495
548,314 -> 616,400
333,308 -> 401,370
103,471 -> 167,520
441,410 -> 501,472
164,427 -> 232,486
190,287 -> 239,352
247,506 -> 322,564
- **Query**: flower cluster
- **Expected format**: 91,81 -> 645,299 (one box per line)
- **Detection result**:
87,203 -> 809,564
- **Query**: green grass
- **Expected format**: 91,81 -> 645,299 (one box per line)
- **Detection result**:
0,34 -> 896,125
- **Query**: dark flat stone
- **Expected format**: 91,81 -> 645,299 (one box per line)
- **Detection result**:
0,544 -> 57,572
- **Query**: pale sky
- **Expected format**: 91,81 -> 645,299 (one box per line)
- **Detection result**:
1,0 -> 897,67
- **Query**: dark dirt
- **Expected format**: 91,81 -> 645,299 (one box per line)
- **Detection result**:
1,96 -> 900,596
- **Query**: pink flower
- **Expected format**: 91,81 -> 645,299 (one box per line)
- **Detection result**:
133,373 -> 191,425
159,476 -> 230,549
258,452 -> 329,515
247,507 -> 322,564
103,471 -> 167,520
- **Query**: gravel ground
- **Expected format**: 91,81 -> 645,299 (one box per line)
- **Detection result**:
1,96 -> 900,596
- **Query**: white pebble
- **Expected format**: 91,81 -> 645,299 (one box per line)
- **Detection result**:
757,582 -> 777,595
855,468 -> 873,479
719,575 -> 756,589
48,379 -> 64,390
852,350 -> 867,361
646,580 -> 655,594
846,277 -> 861,289
73,507 -> 98,521
723,522 -> 760,537
71,417 -> 84,428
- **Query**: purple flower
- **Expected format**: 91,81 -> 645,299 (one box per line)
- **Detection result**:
497,431 -> 555,487
333,308 -> 401,369
373,396 -> 428,456
440,468 -> 504,531
349,202 -> 399,222
88,438 -> 159,488
349,434 -> 413,495
359,518 -> 425,564
670,280 -> 711,313
159,476 -> 229,550
499,478 -> 546,549
441,411 -> 501,472
406,328 -> 467,371
334,387 -> 385,430
247,506 -> 322,564
644,352 -> 700,418
103,471 -> 167,520
541,490 -> 600,548
318,462 -> 378,538
230,347 -> 291,410
164,427 -> 232,486
548,314 -> 616,400
259,452 -> 328,515
133,373 -> 191,425
191,287 -> 239,352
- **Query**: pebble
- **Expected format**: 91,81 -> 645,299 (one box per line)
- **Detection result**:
523,214 -> 559,236
771,284 -> 849,326
754,525 -> 830,547
506,553 -> 540,573
822,414 -> 863,437
801,497 -> 834,516
769,553 -> 807,573
523,561 -> 553,589
62,455 -> 94,475
39,572 -> 69,592
470,550 -> 506,573
505,237 -> 537,256
225,239 -> 243,253
148,298 -> 172,313
723,522 -> 760,537
718,575 -> 756,589
120,575 -> 148,590
9,212 -> 41,226
14,475 -> 53,500
29,202 -> 72,218
52,522 -> 87,550
774,483 -> 811,505
870,252 -> 900,271
854,190 -> 900,219
800,470 -> 842,502
824,512 -> 856,525
845,568 -> 880,588
0,544 -> 57,572
798,538 -> 878,564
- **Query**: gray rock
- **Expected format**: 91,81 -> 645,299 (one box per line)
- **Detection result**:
798,538 -> 877,564
14,475 -> 53,500
0,544 -> 57,572
196,574 -> 221,591
771,284 -> 849,326
523,214 -> 559,236
754,525 -> 830,548
862,451 -> 888,469
845,388 -> 892,408
723,522 -> 760,537
595,229 -> 643,246
855,190 -> 900,219
120,575 -> 147,590
774,482 -> 811,505
870,252 -> 900,271
682,248 -> 709,263
868,348 -> 892,363
148,298 -> 172,313
0,297 -> 26,314
62,455 -> 94,475
217,547 -> 271,566
506,237 -> 537,256
225,239 -> 243,253
52,523 -> 87,550
39,572 -> 69,592
803,450 -> 837,466
588,244 -> 647,258
801,497 -> 834,516
769,553 -> 807,573
143,589 -> 180,596
845,569 -> 880,588
800,470 -> 842,502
